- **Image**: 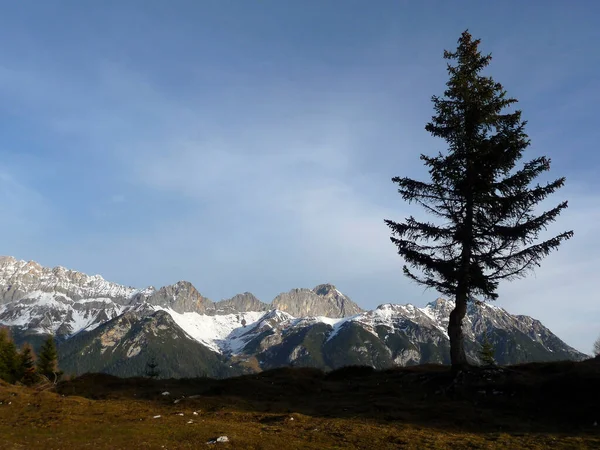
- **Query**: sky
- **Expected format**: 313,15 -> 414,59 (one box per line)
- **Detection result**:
0,1 -> 598,353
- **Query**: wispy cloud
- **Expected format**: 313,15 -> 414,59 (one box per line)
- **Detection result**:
0,2 -> 598,353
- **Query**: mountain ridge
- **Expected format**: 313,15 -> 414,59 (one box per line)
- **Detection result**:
0,256 -> 361,322
0,255 -> 588,378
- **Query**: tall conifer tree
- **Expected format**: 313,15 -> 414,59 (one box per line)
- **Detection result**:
385,30 -> 573,368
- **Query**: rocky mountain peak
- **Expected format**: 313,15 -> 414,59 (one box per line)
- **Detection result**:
0,256 -> 135,305
272,285 -> 362,318
426,297 -> 452,310
146,281 -> 213,314
312,283 -> 340,297
215,292 -> 270,314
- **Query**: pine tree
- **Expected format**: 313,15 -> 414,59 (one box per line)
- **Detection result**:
37,336 -> 61,382
593,335 -> 600,357
0,328 -> 19,383
0,328 -> 9,382
17,344 -> 38,385
385,30 -> 573,369
478,334 -> 496,366
145,355 -> 160,379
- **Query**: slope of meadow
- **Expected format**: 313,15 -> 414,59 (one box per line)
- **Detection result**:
1,359 -> 598,449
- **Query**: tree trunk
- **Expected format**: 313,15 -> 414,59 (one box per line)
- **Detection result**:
451,137 -> 474,371
448,290 -> 469,370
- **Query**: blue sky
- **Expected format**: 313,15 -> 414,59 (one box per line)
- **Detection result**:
1,1 -> 598,353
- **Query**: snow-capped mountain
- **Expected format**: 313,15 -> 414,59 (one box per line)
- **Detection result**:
0,256 -> 138,335
0,256 -> 587,378
0,256 -> 137,303
0,256 -> 360,337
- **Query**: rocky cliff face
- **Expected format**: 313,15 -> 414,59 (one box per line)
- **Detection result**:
0,256 -> 135,304
214,293 -> 270,314
272,284 -> 362,318
145,281 -> 213,314
0,256 -> 134,335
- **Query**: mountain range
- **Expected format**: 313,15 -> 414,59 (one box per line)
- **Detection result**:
0,255 -> 586,378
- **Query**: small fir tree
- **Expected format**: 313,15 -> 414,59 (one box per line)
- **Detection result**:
478,334 -> 496,366
0,328 -> 19,383
37,336 -> 62,382
17,344 -> 38,385
145,355 -> 160,379
0,327 -> 10,382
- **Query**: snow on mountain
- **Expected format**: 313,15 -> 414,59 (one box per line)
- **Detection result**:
0,256 -> 136,303
0,257 -> 367,343
0,256 -> 141,336
142,300 -> 473,357
143,307 -> 347,356
323,302 -> 449,343
0,289 -> 126,335
150,307 -> 267,353
216,309 -> 297,354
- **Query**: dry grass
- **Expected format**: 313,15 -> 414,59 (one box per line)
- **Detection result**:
1,360 -> 599,449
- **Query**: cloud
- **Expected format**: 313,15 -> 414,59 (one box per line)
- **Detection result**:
120,92 -> 410,298
0,17 -> 597,355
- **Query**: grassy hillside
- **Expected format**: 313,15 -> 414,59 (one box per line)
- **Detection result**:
0,358 -> 598,449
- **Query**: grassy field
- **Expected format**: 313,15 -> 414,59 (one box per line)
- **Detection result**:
1,359 -> 598,449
